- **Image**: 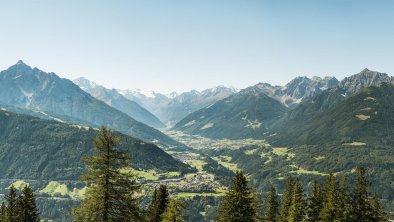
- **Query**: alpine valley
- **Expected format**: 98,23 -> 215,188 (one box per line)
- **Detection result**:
0,61 -> 393,221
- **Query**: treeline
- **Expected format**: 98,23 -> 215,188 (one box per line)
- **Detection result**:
0,185 -> 40,222
145,185 -> 184,222
217,170 -> 388,222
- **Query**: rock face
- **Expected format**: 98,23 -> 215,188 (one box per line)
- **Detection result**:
119,86 -> 238,125
337,68 -> 393,96
288,68 -> 394,117
253,76 -> 339,107
74,77 -> 164,128
0,61 -> 182,147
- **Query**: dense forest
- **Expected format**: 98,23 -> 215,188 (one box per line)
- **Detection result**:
0,109 -> 193,180
0,127 -> 387,222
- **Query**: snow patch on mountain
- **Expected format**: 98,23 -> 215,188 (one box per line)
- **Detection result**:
200,123 -> 214,130
245,120 -> 262,129
184,120 -> 196,127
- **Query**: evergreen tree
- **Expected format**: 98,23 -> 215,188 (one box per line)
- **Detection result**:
370,193 -> 388,222
161,199 -> 184,222
146,185 -> 170,222
287,178 -> 304,222
278,176 -> 293,221
6,185 -> 19,222
0,203 -> 7,222
306,180 -> 322,222
251,169 -> 388,222
319,173 -> 340,221
146,189 -> 158,222
17,186 -> 40,222
337,176 -> 351,221
72,126 -> 141,222
217,171 -> 258,222
349,167 -> 373,222
263,185 -> 279,222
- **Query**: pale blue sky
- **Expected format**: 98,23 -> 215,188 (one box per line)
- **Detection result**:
0,0 -> 393,93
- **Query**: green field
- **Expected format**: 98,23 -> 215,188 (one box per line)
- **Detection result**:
176,192 -> 225,198
185,159 -> 207,172
342,141 -> 367,146
212,156 -> 239,172
314,155 -> 326,161
40,181 -> 86,199
289,165 -> 329,176
120,168 -> 160,180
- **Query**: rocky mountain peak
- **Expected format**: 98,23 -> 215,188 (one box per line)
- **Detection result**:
5,60 -> 33,73
73,77 -> 97,90
276,75 -> 338,105
338,69 -> 392,96
320,76 -> 339,88
238,75 -> 339,107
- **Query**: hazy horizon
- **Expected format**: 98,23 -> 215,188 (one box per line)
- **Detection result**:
2,60 -> 379,95
1,0 -> 393,93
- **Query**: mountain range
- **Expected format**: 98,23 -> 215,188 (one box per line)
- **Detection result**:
3,62 -> 392,143
173,85 -> 288,139
180,68 -> 394,215
172,75 -> 340,138
0,61 -> 181,147
119,85 -> 237,125
269,83 -> 394,146
1,61 -> 394,219
253,76 -> 339,107
269,68 -> 394,145
73,77 -> 165,128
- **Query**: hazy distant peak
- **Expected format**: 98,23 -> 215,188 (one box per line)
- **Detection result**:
118,88 -> 158,98
6,60 -> 33,72
12,60 -> 30,68
16,60 -> 25,65
165,92 -> 179,99
73,77 -> 98,90
75,78 -> 161,99
73,77 -> 165,128
209,85 -> 238,93
311,76 -> 322,81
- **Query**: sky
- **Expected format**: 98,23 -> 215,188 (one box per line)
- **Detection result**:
0,0 -> 394,93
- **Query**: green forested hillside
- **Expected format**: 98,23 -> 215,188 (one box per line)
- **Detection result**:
173,89 -> 288,139
238,84 -> 394,210
0,109 -> 193,180
269,83 -> 394,146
